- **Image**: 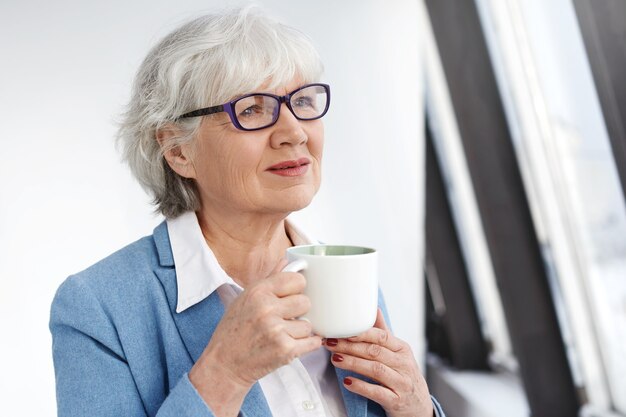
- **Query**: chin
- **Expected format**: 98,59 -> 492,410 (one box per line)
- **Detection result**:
271,187 -> 317,213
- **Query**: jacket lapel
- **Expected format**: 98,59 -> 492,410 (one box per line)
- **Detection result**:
152,221 -> 225,362
151,221 -> 271,416
173,291 -> 225,362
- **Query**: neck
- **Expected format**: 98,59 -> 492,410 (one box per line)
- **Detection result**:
196,207 -> 292,288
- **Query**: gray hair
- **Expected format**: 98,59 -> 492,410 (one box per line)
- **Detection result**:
116,6 -> 324,218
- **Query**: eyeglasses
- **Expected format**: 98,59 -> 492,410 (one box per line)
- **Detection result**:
177,83 -> 330,131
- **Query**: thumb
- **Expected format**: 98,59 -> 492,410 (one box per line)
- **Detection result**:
373,308 -> 390,332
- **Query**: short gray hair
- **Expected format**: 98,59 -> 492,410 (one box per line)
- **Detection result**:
116,6 -> 324,218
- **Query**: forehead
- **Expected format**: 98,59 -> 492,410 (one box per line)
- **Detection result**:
238,76 -> 308,98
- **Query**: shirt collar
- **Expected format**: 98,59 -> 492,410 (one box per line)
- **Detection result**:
166,211 -> 316,313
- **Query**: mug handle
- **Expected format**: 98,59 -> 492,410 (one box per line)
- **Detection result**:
281,259 -> 311,324
282,258 -> 308,273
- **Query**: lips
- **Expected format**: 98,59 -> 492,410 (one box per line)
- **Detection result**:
267,158 -> 311,171
267,158 -> 311,177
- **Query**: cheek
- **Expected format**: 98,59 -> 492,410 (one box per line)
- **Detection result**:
215,142 -> 264,192
216,151 -> 254,190
193,139 -> 248,193
309,125 -> 325,161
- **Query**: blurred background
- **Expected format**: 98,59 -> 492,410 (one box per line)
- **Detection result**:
0,0 -> 624,416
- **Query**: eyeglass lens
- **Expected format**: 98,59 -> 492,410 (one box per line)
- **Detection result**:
233,85 -> 328,130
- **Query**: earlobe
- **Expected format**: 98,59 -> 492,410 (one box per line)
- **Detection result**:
156,127 -> 197,179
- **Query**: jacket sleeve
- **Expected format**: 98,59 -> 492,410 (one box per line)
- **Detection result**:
50,276 -> 216,417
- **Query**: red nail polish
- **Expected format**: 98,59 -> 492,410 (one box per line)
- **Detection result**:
344,377 -> 352,386
332,353 -> 343,362
326,338 -> 338,347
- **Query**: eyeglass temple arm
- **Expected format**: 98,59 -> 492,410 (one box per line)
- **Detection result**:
177,105 -> 225,119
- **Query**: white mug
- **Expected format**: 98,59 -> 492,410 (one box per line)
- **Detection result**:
284,244 -> 378,338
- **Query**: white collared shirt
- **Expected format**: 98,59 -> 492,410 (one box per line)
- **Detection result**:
167,211 -> 348,417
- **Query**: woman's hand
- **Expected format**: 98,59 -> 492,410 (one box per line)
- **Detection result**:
323,309 -> 434,417
189,260 -> 322,416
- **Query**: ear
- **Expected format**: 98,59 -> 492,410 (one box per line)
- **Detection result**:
156,126 -> 197,179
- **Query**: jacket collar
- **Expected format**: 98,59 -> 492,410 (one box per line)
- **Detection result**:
153,220 -> 175,267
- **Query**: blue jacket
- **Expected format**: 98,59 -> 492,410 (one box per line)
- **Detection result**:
50,221 -> 444,417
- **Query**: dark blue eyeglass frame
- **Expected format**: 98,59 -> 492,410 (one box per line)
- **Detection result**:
176,83 -> 330,131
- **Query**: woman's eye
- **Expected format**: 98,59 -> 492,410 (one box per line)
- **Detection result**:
293,96 -> 315,108
239,105 -> 264,118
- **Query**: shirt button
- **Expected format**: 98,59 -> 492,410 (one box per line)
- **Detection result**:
302,400 -> 315,410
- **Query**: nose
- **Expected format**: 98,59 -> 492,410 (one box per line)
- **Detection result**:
269,103 -> 308,148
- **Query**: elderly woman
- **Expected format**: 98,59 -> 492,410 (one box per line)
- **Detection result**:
50,7 -> 444,417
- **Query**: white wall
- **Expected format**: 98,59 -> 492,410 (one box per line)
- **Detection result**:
0,1 -> 424,415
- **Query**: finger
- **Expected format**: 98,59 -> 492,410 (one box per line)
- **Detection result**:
330,353 -> 403,388
268,271 -> 306,297
292,335 -> 323,358
283,318 -> 314,339
323,338 -> 401,368
277,293 -> 311,319
341,377 -> 397,411
343,376 -> 434,417
347,327 -> 404,352
373,308 -> 390,332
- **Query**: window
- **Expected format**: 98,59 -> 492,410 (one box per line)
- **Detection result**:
421,0 -> 626,415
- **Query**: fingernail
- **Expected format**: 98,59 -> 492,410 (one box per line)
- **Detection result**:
326,338 -> 338,347
332,353 -> 343,362
343,377 -> 352,386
